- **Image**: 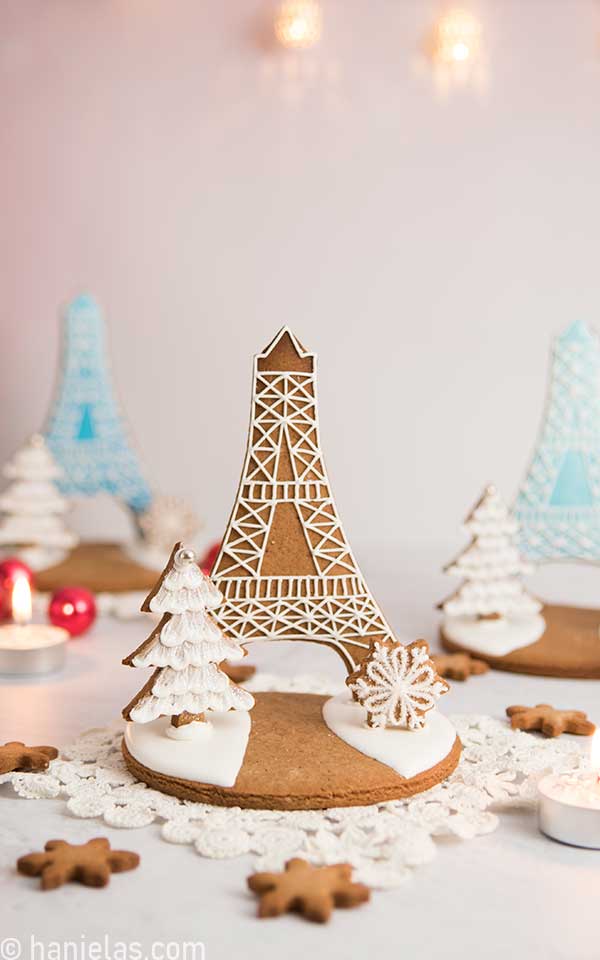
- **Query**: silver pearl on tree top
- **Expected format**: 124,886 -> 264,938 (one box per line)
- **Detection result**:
174,546 -> 197,567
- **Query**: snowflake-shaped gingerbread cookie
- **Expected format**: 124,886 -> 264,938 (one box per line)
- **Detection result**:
346,640 -> 449,730
139,496 -> 200,552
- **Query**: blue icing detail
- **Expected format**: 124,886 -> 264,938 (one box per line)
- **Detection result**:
129,490 -> 153,513
45,295 -> 153,512
549,451 -> 593,507
70,293 -> 99,313
515,320 -> 600,562
558,320 -> 594,345
76,404 -> 95,441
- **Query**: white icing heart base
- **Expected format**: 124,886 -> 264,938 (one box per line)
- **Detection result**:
124,710 -> 251,787
442,613 -> 546,657
322,694 -> 456,779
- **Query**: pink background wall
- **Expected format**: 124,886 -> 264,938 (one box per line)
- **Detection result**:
2,1 -> 600,566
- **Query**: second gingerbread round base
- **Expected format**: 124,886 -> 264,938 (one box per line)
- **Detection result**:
36,542 -> 159,594
122,691 -> 462,810
441,604 -> 600,679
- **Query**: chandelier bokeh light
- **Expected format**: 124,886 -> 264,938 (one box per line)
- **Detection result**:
274,0 -> 322,50
427,7 -> 486,95
431,8 -> 482,65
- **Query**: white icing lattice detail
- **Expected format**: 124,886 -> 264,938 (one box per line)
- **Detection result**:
347,641 -> 449,729
210,328 -> 397,671
44,295 -> 152,513
1,674 -> 588,891
515,321 -> 600,563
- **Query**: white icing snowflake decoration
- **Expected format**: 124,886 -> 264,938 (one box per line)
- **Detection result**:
347,640 -> 449,730
139,496 -> 200,552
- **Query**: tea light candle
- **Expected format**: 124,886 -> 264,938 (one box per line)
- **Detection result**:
0,577 -> 68,676
538,732 -> 600,849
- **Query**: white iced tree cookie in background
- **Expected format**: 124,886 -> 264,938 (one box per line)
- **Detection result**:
439,484 -> 545,657
123,543 -> 253,749
0,434 -> 78,571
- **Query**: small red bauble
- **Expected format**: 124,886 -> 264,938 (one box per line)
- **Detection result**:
0,558 -> 34,621
198,541 -> 221,576
48,586 -> 97,637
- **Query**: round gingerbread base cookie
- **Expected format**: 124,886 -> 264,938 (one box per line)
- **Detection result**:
36,542 -> 158,594
441,604 -> 600,679
122,692 -> 461,810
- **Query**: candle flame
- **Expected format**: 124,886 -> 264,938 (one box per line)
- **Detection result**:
11,576 -> 32,626
590,729 -> 600,772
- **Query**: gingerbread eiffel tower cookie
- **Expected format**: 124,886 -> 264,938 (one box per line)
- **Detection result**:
210,327 -> 396,672
121,329 -> 460,810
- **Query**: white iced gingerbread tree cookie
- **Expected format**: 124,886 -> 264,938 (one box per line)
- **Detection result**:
440,485 -> 544,657
0,434 -> 78,570
122,543 -> 254,740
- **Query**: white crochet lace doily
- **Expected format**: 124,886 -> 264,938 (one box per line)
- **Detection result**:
0,674 -> 589,890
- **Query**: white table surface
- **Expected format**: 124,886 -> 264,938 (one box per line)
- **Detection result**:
1,551 -> 599,960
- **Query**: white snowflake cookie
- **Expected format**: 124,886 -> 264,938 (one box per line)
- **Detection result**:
346,640 -> 449,730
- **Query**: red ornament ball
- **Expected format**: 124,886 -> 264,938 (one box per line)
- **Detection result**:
198,541 -> 221,576
0,558 -> 34,621
49,587 -> 97,637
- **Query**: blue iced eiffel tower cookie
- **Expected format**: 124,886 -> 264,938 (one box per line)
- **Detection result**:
515,320 -> 600,562
45,295 -> 152,514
